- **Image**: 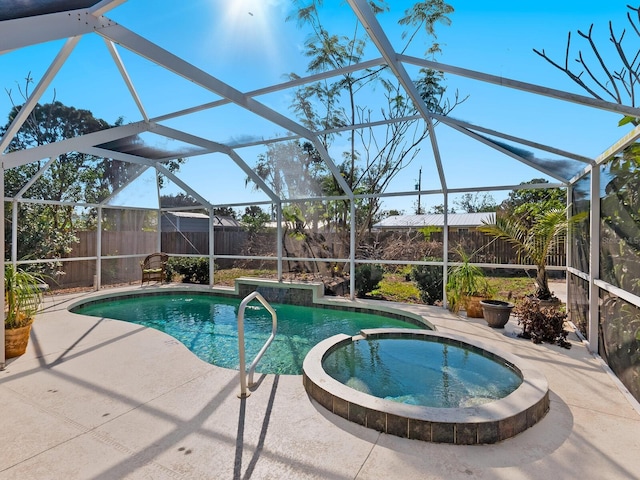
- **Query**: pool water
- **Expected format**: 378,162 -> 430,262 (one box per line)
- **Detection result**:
73,294 -> 420,375
322,337 -> 522,408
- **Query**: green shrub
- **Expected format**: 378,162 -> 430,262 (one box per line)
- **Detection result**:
410,259 -> 444,305
355,264 -> 384,297
166,257 -> 211,284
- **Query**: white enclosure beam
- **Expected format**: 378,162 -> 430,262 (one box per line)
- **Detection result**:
443,193 -> 449,309
350,199 -> 356,300
354,182 -> 565,202
566,183 -> 573,301
589,166 -> 601,353
98,166 -> 152,206
445,123 -> 569,183
228,110 -> 592,168
277,202 -> 283,281
0,11 -> 105,53
97,206 -> 102,289
569,124 -> 640,184
11,201 -> 17,266
89,0 -> 127,17
96,23 -> 355,200
209,207 -> 215,286
154,163 -> 212,209
433,114 -> 594,164
104,39 -> 149,122
0,167 -> 4,369
3,121 -> 151,168
400,54 -> 640,119
0,36 -> 81,155
155,170 -> 162,252
347,0 -> 448,192
15,158 -> 56,198
594,123 -> 640,166
85,146 -> 176,213
83,147 -> 156,168
152,125 -> 281,203
0,2 -> 122,53
151,57 -> 387,124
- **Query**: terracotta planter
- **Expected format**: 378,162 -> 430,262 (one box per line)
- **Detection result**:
465,296 -> 486,318
480,300 -> 514,328
4,323 -> 32,358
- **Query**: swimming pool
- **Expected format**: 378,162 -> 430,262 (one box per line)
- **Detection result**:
71,293 -> 423,375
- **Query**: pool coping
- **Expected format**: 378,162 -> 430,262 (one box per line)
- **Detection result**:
302,328 -> 549,445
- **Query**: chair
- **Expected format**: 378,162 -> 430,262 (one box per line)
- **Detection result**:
141,252 -> 169,285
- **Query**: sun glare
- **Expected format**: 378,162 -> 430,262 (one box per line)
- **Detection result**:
225,0 -> 268,21
209,0 -> 285,71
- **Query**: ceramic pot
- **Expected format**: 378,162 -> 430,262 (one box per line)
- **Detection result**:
480,300 -> 514,328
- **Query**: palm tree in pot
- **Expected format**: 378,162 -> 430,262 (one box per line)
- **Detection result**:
5,266 -> 45,358
446,247 -> 492,316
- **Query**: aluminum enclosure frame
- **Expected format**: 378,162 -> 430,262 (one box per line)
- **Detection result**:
1,0 -> 639,386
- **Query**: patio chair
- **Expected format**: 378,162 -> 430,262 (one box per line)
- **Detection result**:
141,252 -> 169,285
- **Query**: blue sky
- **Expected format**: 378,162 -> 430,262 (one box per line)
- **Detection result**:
1,0 -> 637,213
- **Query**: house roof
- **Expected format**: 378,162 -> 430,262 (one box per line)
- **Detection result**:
162,212 -> 242,228
164,211 -> 209,220
373,212 -> 495,229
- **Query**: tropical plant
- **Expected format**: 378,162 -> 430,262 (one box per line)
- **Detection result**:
446,248 -> 491,313
5,266 -> 45,329
479,207 -> 582,301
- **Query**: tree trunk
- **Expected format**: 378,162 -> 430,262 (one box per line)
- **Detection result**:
535,264 -> 553,300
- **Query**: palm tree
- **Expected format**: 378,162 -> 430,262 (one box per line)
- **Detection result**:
479,207 -> 580,301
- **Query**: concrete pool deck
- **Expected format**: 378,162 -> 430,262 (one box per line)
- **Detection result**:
1,283 -> 639,479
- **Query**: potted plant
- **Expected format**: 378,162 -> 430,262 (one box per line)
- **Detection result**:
4,266 -> 45,358
446,248 -> 492,317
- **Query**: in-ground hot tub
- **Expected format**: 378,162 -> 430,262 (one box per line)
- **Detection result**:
303,328 -> 549,444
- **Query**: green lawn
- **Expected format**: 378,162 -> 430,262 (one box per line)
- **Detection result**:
212,267 -> 542,305
370,273 -> 538,304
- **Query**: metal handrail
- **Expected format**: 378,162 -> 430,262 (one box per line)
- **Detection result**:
237,291 -> 277,398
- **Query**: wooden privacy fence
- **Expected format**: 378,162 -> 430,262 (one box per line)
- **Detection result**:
437,230 -> 566,267
47,228 -> 565,289
159,230 -> 248,256
50,230 -> 249,288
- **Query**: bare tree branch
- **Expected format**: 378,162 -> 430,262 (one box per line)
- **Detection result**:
533,33 -> 605,101
577,24 -> 622,102
534,6 -> 640,109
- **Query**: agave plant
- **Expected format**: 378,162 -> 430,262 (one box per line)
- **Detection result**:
479,207 -> 583,301
5,266 -> 45,329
